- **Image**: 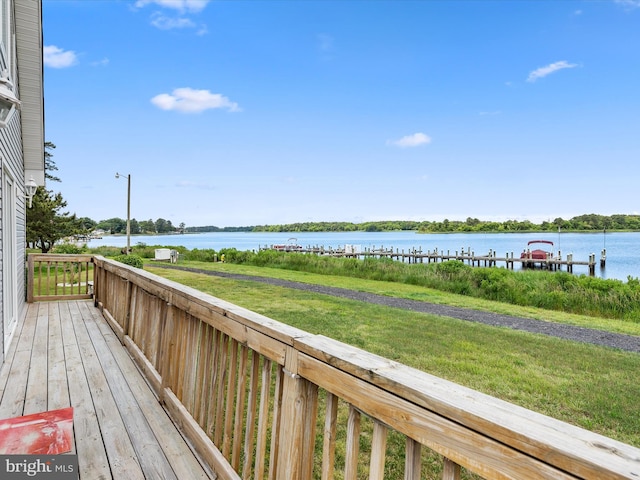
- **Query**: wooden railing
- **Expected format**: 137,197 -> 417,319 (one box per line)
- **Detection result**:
27,253 -> 94,302
34,255 -> 640,479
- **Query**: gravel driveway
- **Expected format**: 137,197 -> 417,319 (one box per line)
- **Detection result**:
153,265 -> 640,353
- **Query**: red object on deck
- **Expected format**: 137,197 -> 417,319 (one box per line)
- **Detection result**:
520,240 -> 554,260
0,407 -> 73,454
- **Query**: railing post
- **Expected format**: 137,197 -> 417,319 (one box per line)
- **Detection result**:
159,302 -> 174,404
122,279 -> 133,340
344,405 -> 361,479
442,457 -> 461,480
276,347 -> 317,480
321,393 -> 339,480
91,257 -> 98,306
27,254 -> 35,303
369,421 -> 388,480
404,438 -> 421,480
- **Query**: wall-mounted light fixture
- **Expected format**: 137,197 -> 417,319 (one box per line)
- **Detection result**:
25,176 -> 38,208
0,72 -> 21,128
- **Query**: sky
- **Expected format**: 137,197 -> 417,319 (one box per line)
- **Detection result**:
42,0 -> 640,228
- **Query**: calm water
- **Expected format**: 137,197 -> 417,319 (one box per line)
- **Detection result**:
89,231 -> 640,282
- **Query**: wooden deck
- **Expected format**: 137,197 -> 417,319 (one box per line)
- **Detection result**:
0,300 -> 214,480
19,254 -> 640,479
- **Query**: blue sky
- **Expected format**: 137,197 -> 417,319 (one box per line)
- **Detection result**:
43,0 -> 640,228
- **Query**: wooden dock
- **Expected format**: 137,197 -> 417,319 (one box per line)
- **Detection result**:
262,245 -> 606,276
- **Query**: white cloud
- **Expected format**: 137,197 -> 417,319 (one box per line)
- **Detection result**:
151,88 -> 241,113
90,57 -> 110,67
387,132 -> 432,148
136,0 -> 209,31
43,45 -> 78,68
150,12 -> 195,30
527,60 -> 578,82
135,0 -> 210,13
614,0 -> 640,9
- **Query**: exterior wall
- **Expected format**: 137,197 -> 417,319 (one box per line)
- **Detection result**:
1,115 -> 28,363
0,0 -> 43,364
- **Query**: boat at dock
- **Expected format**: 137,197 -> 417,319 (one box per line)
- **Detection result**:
520,240 -> 554,260
520,239 -> 556,268
272,237 -> 303,252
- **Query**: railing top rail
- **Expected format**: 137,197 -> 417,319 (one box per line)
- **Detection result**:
28,252 -> 95,262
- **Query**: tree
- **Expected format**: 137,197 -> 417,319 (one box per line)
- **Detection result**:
155,218 -> 174,233
139,219 -> 156,233
44,141 -> 61,183
26,141 -> 84,252
97,217 -> 126,234
27,188 -> 83,252
78,217 -> 97,231
129,218 -> 140,235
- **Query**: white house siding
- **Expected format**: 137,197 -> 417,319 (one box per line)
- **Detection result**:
1,116 -> 28,364
15,0 -> 44,185
0,0 -> 43,364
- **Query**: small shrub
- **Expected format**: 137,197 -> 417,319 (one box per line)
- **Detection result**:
220,248 -> 256,263
52,243 -> 87,254
89,246 -> 122,257
130,245 -> 156,258
434,260 -> 471,279
184,248 -> 219,262
113,254 -> 144,269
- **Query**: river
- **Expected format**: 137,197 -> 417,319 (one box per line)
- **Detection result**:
87,230 -> 640,282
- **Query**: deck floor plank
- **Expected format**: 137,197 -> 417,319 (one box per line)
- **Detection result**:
59,301 -> 112,479
0,300 -> 213,480
0,304 -> 26,411
24,303 -> 50,415
47,302 -> 71,411
73,300 -> 174,479
67,301 -> 146,480
0,304 -> 38,419
80,301 -> 213,480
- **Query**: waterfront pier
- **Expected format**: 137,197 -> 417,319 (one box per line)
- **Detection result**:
262,244 -> 606,276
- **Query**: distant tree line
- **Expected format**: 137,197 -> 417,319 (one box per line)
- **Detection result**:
418,214 -> 640,233
89,217 -> 187,235
77,213 -> 640,236
247,214 -> 640,233
185,225 -> 254,233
